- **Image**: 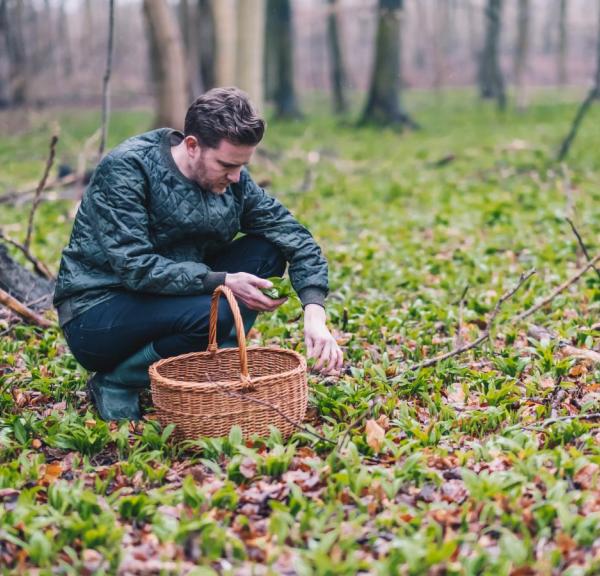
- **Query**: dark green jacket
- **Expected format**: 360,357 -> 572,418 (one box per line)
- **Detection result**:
54,129 -> 327,326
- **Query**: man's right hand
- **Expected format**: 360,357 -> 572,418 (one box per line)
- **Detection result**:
224,272 -> 287,311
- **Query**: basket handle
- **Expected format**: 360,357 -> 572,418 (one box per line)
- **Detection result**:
208,285 -> 251,385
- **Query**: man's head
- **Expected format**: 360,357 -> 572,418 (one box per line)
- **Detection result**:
181,87 -> 266,194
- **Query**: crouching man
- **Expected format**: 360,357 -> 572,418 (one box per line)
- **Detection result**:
54,87 -> 343,421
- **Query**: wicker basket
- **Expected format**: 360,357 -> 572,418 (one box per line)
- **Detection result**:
149,285 -> 307,440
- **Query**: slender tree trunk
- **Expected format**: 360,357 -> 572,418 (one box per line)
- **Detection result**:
327,0 -> 347,113
82,0 -> 93,61
413,0 -> 427,70
432,0 -> 449,93
236,0 -> 265,111
180,0 -> 201,99
361,0 -> 416,127
1,0 -> 29,106
57,0 -> 73,78
557,0 -> 568,85
478,0 -> 506,110
270,0 -> 301,118
514,0 -> 530,111
197,0 -> 216,91
264,0 -> 278,102
143,0 -> 188,129
213,0 -> 237,86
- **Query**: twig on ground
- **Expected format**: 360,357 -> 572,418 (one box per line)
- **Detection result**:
513,253 -> 600,324
527,324 -> 600,364
0,231 -> 54,281
566,218 -> 600,282
399,270 -> 536,374
517,412 -> 600,432
207,373 -> 336,445
561,164 -> 575,219
0,173 -> 80,205
0,287 -> 54,329
454,284 -> 469,348
24,134 -> 59,251
99,0 -> 116,159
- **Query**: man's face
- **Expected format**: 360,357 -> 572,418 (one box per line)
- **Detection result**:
186,137 -> 256,194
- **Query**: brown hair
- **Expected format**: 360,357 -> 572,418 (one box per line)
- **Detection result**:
184,87 -> 266,148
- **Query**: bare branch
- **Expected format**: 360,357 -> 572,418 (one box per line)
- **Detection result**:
24,134 -> 58,251
207,373 -> 336,445
0,231 -> 54,281
566,218 -> 600,281
0,287 -> 54,329
518,413 -> 600,432
402,269 -> 536,373
513,253 -> 600,323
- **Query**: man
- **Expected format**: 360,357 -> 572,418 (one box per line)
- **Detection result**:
54,87 -> 343,421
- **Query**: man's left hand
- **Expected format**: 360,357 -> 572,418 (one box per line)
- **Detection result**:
304,304 -> 343,375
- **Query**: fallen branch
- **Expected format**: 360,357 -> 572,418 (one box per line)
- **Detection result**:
566,218 -> 600,281
0,231 -> 54,281
400,269 -> 536,373
527,324 -> 600,364
0,287 -> 54,329
207,373 -> 336,446
513,253 -> 600,323
517,412 -> 600,432
24,134 -> 59,251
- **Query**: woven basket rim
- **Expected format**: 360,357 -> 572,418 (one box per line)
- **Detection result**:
149,345 -> 307,390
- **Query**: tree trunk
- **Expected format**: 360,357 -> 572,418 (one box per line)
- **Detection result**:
1,0 -> 29,106
264,0 -> 278,102
213,0 -> 237,86
432,0 -> 450,93
270,0 -> 301,119
557,0 -> 568,85
143,0 -> 188,130
236,0 -> 265,111
412,0 -> 427,70
361,0 -> 416,127
327,0 -> 347,114
514,0 -> 530,111
478,0 -> 506,110
197,0 -> 216,92
179,0 -> 201,99
57,0 -> 73,78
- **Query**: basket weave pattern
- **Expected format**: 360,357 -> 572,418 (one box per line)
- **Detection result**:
149,285 -> 308,439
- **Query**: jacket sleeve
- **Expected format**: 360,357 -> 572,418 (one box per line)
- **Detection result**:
88,155 -> 225,294
240,173 -> 328,307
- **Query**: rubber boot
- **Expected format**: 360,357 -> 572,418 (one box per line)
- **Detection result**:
87,343 -> 161,421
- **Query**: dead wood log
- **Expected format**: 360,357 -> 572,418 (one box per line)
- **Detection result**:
0,244 -> 54,312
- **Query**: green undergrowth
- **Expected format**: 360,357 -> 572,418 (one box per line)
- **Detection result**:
1,90 -> 599,574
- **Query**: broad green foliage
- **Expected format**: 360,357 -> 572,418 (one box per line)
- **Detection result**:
0,91 -> 599,573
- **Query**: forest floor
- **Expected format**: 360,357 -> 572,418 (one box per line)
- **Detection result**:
0,91 -> 599,575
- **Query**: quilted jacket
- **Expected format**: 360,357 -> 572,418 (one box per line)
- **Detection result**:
53,129 -> 328,326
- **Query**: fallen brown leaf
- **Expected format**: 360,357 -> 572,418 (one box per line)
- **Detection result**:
365,419 -> 385,453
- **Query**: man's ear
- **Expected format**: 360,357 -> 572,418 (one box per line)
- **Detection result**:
184,135 -> 200,157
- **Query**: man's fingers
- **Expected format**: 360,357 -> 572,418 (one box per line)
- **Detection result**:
313,340 -> 331,372
250,276 -> 273,289
310,338 -> 326,367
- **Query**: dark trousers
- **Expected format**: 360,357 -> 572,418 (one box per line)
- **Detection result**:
62,236 -> 285,372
